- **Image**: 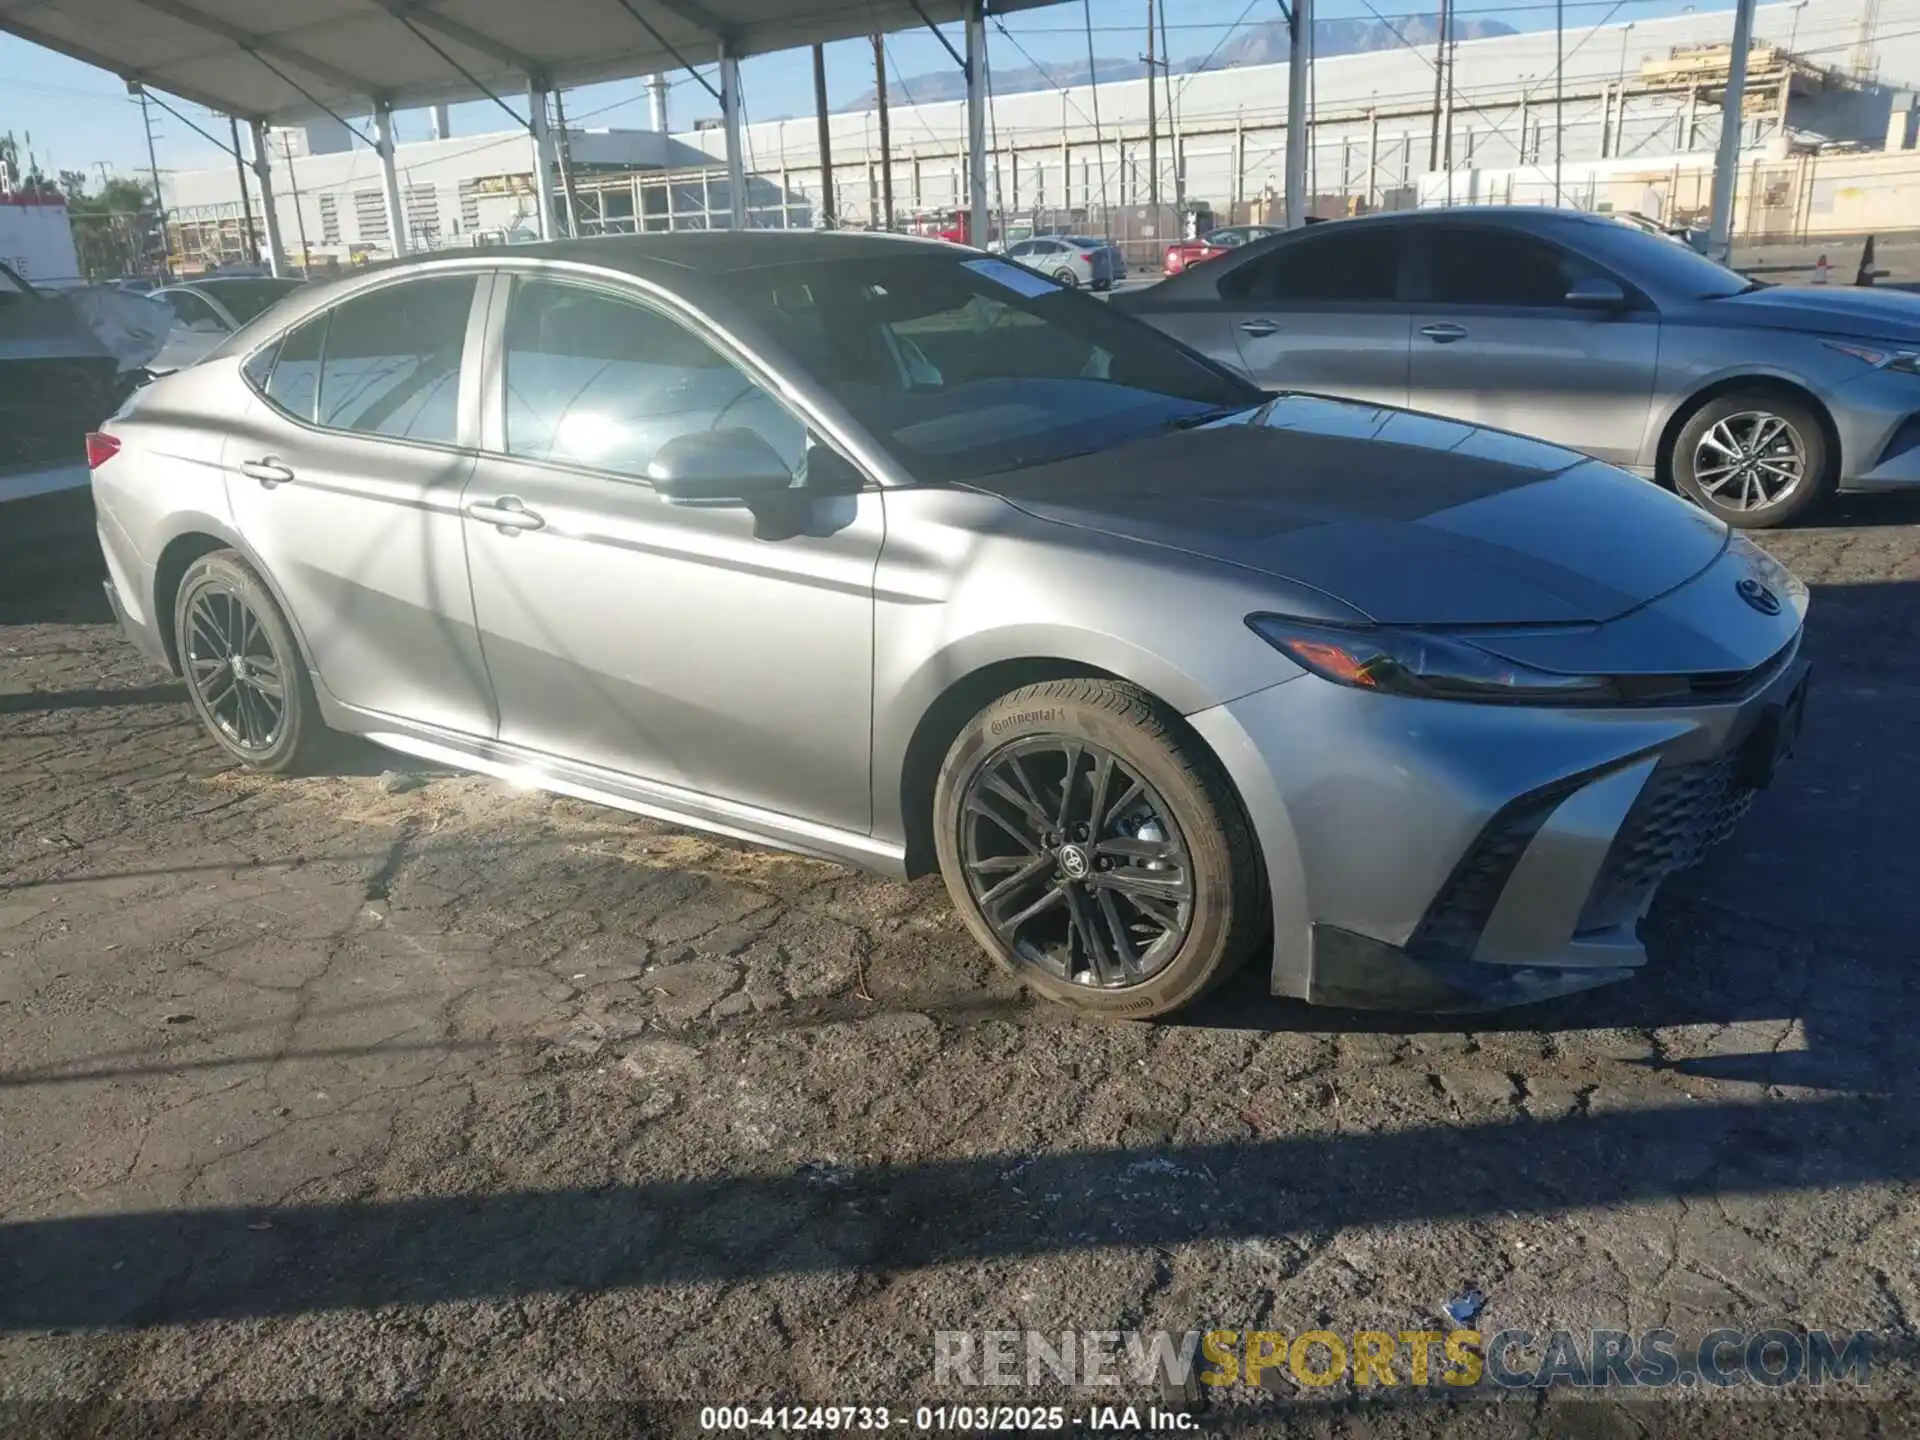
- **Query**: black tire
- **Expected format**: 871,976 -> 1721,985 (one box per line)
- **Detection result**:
933,679 -> 1266,1019
173,549 -> 326,774
1672,389 -> 1834,529
1052,268 -> 1080,288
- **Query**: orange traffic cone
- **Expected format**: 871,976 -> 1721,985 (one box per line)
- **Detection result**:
1814,254 -> 1830,284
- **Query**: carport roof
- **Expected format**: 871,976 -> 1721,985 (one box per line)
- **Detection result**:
0,0 -> 1058,126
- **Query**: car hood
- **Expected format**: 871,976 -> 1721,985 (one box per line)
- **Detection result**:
968,395 -> 1731,625
1688,284 -> 1920,341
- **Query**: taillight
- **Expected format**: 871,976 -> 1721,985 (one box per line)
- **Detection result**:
1081,252 -> 1094,262
86,432 -> 122,468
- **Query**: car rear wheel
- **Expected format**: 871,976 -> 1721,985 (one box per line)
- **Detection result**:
933,679 -> 1266,1018
175,550 -> 326,774
1673,390 -> 1833,529
1052,268 -> 1080,288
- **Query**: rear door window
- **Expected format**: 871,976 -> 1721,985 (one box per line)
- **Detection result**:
315,277 -> 474,444
1221,225 -> 1403,303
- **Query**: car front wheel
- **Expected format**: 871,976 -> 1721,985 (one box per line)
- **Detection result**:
933,679 -> 1266,1018
1673,390 -> 1833,529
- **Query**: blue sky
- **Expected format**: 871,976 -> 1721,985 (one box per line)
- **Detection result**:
1,0 -> 1730,185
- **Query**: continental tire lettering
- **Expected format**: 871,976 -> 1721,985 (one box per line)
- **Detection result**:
989,708 -> 1064,736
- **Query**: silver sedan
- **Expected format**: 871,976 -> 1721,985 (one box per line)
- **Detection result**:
1119,205 -> 1920,527
89,232 -> 1808,1017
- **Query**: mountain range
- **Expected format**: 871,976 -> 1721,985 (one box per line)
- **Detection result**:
843,15 -> 1518,110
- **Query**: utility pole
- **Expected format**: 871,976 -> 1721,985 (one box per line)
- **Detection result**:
1554,0 -> 1564,204
229,115 -> 258,264
133,85 -> 168,278
812,44 -> 836,227
1428,0 -> 1450,171
1160,0 -> 1181,212
1707,0 -> 1758,262
280,130 -> 311,276
1284,0 -> 1313,226
873,35 -> 893,229
1144,0 -> 1158,209
553,88 -> 581,237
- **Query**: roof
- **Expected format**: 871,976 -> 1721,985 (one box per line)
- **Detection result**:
0,0 -> 1062,126
350,228 -> 962,277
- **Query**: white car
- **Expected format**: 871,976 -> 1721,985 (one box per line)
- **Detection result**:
149,277 -> 305,371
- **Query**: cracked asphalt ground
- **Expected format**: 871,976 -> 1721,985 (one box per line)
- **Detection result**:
2,487 -> 1918,1437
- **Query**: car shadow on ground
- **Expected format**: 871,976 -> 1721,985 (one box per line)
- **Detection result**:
0,1090 -> 1912,1334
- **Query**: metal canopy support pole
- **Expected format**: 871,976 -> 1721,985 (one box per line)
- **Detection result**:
528,78 -> 557,240
247,118 -> 288,278
965,0 -> 988,249
1284,0 -> 1312,226
374,102 -> 409,255
720,44 -> 747,229
1707,0 -> 1757,263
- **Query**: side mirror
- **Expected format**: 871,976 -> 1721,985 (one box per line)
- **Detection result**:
1564,277 -> 1628,311
647,427 -> 795,504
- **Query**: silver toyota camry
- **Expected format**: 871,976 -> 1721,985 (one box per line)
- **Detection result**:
1119,205 -> 1920,529
88,232 -> 1810,1018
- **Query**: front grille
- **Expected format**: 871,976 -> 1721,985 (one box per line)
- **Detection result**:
1578,756 -> 1755,932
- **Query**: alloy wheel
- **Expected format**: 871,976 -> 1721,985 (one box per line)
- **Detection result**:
958,738 -> 1193,988
183,586 -> 287,751
1692,410 -> 1806,512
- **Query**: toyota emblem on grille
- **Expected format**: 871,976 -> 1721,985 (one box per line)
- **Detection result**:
1736,577 -> 1782,616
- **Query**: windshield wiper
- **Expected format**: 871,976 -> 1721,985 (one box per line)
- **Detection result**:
1705,280 -> 1769,298
1164,405 -> 1248,431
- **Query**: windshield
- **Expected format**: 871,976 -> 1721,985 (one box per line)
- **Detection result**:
1560,218 -> 1750,298
725,253 -> 1260,483
196,278 -> 303,323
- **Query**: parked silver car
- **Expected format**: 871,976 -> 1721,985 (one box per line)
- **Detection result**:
1004,234 -> 1125,290
149,277 -> 305,371
90,232 -> 1808,1017
1119,205 -> 1920,527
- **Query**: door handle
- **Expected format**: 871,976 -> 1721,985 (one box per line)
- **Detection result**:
239,457 -> 294,488
1238,319 -> 1280,338
1420,323 -> 1470,344
465,496 -> 546,534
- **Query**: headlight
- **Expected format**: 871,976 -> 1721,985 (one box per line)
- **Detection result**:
1822,340 -> 1920,374
1246,615 -> 1618,704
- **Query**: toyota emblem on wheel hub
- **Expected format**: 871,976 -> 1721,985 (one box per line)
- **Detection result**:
1058,844 -> 1092,880
1737,577 -> 1782,615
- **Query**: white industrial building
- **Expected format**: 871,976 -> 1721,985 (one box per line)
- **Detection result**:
158,0 -> 1920,270
704,0 -> 1920,228
160,116 -> 722,272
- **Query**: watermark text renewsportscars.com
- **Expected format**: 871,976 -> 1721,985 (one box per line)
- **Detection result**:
933,1327 -> 1874,1391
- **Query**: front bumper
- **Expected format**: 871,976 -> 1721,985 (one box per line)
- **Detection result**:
1189,634 -> 1808,1012
1830,365 -> 1920,489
